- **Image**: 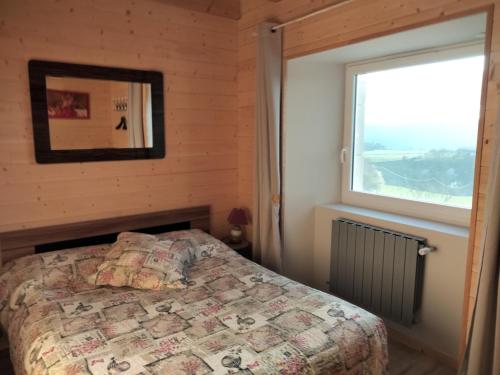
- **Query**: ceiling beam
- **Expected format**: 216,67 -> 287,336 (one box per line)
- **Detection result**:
156,0 -> 241,20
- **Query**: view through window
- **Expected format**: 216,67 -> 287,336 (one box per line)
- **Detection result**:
351,53 -> 484,208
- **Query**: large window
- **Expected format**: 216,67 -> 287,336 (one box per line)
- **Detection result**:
342,43 -> 485,225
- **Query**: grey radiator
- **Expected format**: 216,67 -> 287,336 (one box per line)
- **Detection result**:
330,218 -> 427,325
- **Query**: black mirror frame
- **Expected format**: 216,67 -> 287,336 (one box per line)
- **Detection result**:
28,60 -> 165,163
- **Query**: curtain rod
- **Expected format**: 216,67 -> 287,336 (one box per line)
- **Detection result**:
271,0 -> 355,32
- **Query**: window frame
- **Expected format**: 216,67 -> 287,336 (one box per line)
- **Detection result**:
341,42 -> 485,227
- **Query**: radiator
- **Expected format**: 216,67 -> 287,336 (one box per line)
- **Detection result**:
330,218 -> 427,325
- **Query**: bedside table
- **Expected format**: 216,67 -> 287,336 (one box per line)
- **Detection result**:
223,238 -> 252,261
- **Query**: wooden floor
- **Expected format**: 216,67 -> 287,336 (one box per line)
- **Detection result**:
0,342 -> 456,375
389,340 -> 456,375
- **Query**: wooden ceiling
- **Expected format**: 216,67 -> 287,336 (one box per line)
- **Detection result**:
156,0 -> 350,21
156,0 -> 241,20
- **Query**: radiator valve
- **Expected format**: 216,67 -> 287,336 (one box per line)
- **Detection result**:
418,246 -> 435,256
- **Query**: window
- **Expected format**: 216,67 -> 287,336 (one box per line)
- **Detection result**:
342,44 -> 485,226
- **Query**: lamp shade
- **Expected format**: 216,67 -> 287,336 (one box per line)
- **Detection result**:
227,208 -> 248,226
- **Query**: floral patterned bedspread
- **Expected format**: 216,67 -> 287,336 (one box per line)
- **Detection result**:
0,230 -> 388,375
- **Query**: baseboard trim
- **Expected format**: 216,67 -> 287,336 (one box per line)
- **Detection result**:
387,327 -> 458,370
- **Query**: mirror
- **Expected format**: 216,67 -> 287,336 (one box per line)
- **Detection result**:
46,77 -> 153,150
29,60 -> 165,163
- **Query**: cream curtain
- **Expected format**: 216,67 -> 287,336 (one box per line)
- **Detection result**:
142,84 -> 153,148
253,22 -> 283,272
128,82 -> 145,148
460,103 -> 500,374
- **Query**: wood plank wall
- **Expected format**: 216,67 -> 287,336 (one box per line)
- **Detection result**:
0,0 -> 496,355
237,0 -> 500,355
0,0 -> 238,239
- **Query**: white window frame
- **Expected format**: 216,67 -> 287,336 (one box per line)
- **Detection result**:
341,42 -> 485,227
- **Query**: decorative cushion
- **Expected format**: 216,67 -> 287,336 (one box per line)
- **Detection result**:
156,229 -> 227,256
86,232 -> 198,290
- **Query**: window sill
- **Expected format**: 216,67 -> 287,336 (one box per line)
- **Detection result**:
320,203 -> 469,238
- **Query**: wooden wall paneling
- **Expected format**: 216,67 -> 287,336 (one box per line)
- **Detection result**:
237,0 -> 499,361
1,0 -> 498,360
459,6 -> 495,358
0,0 -> 238,239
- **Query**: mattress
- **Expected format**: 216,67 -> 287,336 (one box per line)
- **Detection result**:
0,230 -> 388,374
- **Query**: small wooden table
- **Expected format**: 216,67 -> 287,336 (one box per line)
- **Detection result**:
223,238 -> 252,261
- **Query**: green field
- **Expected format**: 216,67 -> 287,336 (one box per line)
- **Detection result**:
374,184 -> 471,208
362,150 -> 427,162
358,149 -> 473,207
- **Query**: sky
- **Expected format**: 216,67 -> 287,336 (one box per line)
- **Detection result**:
356,55 -> 485,151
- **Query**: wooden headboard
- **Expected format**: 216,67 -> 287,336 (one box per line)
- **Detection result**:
0,206 -> 210,264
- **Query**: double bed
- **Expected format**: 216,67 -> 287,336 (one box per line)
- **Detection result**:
0,206 -> 388,374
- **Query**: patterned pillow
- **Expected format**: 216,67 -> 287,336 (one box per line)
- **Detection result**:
86,232 -> 196,290
156,229 -> 227,257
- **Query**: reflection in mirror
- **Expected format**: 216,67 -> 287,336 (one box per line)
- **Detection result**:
46,76 -> 153,150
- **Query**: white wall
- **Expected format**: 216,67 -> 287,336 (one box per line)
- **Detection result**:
282,61 -> 344,284
313,204 -> 468,360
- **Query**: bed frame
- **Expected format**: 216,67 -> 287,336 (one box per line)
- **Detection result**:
0,205 -> 210,265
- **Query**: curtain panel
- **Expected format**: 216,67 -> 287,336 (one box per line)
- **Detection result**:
252,22 -> 283,272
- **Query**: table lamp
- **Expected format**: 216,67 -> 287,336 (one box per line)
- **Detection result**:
227,208 -> 248,243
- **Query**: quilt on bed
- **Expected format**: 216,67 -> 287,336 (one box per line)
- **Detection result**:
0,230 -> 388,375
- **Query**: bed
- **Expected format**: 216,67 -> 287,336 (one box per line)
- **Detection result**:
0,206 -> 388,374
